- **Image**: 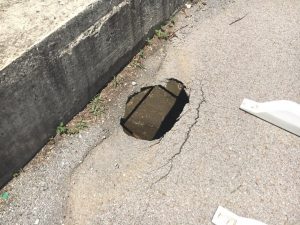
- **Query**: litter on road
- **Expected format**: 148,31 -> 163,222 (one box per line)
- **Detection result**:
212,206 -> 267,225
240,99 -> 300,136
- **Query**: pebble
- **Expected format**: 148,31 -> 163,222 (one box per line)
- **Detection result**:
131,81 -> 137,86
185,3 -> 192,8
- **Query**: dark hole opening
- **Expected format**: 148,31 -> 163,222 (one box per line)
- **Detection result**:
120,79 -> 189,141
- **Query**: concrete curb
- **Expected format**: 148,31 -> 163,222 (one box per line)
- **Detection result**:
0,0 -> 186,187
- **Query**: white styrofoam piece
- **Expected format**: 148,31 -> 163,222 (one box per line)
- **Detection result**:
212,206 -> 267,225
240,99 -> 300,136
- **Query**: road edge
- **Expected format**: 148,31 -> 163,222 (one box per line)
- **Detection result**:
0,0 -> 186,187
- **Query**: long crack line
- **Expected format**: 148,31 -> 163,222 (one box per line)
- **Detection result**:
151,86 -> 206,187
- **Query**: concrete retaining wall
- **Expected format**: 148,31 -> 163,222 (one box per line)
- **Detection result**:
0,0 -> 186,187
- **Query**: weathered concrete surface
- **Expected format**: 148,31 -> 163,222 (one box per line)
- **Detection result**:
0,0 -> 96,68
0,0 -> 186,187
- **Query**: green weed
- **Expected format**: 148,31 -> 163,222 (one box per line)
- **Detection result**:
0,192 -> 9,201
146,37 -> 152,45
90,95 -> 105,116
155,29 -> 169,40
76,119 -> 88,130
132,61 -> 145,69
13,168 -> 24,178
112,76 -> 124,88
138,49 -> 145,59
131,49 -> 146,69
56,122 -> 68,135
68,119 -> 88,134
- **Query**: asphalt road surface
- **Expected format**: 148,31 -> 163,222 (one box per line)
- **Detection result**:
1,0 -> 299,224
66,0 -> 300,224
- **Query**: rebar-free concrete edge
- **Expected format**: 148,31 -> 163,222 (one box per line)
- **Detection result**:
0,0 -> 186,188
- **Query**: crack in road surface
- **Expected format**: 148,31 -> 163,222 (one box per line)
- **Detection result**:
138,87 -> 206,223
151,86 -> 206,187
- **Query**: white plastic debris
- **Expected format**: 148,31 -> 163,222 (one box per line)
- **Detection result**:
240,99 -> 300,136
212,206 -> 267,225
185,3 -> 192,8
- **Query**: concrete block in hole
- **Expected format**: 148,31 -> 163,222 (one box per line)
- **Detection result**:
121,79 -> 188,140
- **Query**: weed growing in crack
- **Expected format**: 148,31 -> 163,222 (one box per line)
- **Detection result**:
131,49 -> 146,69
90,94 -> 106,117
76,118 -> 88,130
138,49 -> 145,59
67,118 -> 88,135
112,75 -> 125,88
13,168 -> 24,178
132,61 -> 145,69
138,18 -> 180,67
0,192 -> 9,202
155,28 -> 170,40
146,37 -> 152,45
168,17 -> 176,27
56,118 -> 88,136
56,122 -> 68,135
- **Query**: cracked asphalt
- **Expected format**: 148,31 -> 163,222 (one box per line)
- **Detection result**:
66,0 -> 300,224
1,0 -> 300,224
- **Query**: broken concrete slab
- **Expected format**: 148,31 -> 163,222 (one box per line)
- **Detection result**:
0,0 -> 187,187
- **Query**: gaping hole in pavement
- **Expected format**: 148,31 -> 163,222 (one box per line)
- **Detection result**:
120,79 -> 189,141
